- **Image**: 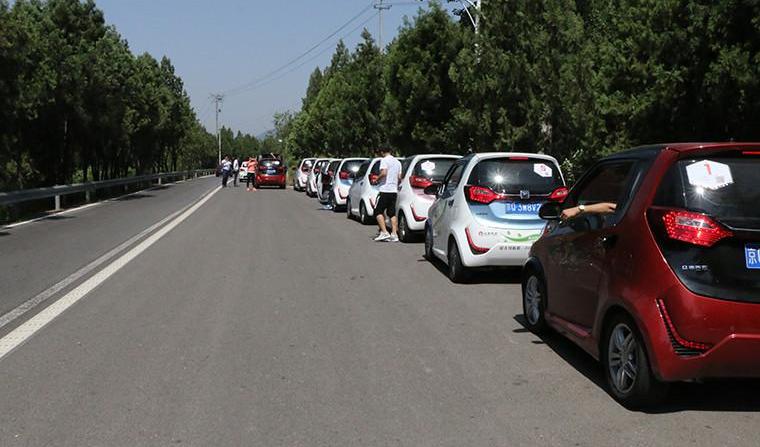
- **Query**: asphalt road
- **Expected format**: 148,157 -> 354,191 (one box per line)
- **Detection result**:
0,180 -> 759,446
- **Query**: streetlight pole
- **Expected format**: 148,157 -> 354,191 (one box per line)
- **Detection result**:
449,0 -> 480,34
212,94 -> 224,164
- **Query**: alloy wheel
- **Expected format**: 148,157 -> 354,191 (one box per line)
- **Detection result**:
607,323 -> 639,395
524,276 -> 542,326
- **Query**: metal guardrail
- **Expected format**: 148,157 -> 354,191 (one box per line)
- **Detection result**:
0,169 -> 215,210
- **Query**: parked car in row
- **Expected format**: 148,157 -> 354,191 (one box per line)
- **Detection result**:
307,158 -> 331,197
254,154 -> 287,189
396,154 -> 460,242
523,142 -> 760,408
424,153 -> 566,283
329,158 -> 368,211
347,158 -> 383,224
318,159 -> 340,204
295,158 -> 316,192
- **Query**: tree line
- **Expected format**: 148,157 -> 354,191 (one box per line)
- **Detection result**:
0,0 -> 258,192
284,0 -> 760,179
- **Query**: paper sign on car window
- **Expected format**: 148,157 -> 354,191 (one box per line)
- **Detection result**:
420,161 -> 436,172
534,163 -> 553,178
686,160 -> 734,190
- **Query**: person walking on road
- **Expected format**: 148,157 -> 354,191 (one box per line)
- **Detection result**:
373,147 -> 402,242
232,157 -> 240,187
246,157 -> 258,192
221,156 -> 232,188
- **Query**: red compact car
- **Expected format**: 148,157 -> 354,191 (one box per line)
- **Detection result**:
256,157 -> 287,189
523,143 -> 760,408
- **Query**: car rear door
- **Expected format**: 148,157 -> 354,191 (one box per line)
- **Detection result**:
430,159 -> 467,253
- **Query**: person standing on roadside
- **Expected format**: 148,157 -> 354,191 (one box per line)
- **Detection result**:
246,156 -> 258,192
232,157 -> 240,187
221,156 -> 232,188
373,147 -> 402,242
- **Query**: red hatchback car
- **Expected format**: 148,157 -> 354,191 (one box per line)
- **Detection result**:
523,143 -> 760,408
256,157 -> 287,189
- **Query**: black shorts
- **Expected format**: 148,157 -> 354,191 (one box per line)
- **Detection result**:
373,192 -> 397,218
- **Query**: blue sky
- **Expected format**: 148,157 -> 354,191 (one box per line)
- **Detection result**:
95,0 -> 448,135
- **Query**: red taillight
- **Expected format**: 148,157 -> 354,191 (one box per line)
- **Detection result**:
466,186 -> 504,204
410,204 -> 426,222
548,186 -> 569,202
509,156 -> 529,160
369,174 -> 379,185
656,299 -> 712,353
659,209 -> 733,247
409,175 -> 433,189
339,171 -> 350,180
743,151 -> 760,155
464,227 -> 489,254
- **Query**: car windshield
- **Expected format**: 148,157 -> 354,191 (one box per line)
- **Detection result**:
301,160 -> 313,169
655,155 -> 760,229
412,158 -> 457,182
467,158 -> 563,195
328,161 -> 340,172
341,160 -> 364,174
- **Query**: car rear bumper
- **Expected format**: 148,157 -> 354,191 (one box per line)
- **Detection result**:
460,242 -> 533,267
402,199 -> 434,231
257,174 -> 286,185
333,185 -> 350,205
638,290 -> 760,382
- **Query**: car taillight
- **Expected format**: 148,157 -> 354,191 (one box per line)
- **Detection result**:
339,171 -> 350,180
369,174 -> 379,185
409,175 -> 433,189
465,186 -> 505,205
548,186 -> 569,202
656,299 -> 712,354
651,208 -> 733,247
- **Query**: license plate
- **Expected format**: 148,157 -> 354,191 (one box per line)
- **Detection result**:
745,244 -> 760,269
505,202 -> 542,215
266,169 -> 276,175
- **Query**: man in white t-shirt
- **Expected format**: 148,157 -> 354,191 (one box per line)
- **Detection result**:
373,147 -> 403,242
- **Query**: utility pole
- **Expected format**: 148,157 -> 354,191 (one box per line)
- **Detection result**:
449,0 -> 480,34
374,0 -> 392,52
212,94 -> 224,164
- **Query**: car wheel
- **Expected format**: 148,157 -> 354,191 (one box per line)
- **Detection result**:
424,224 -> 434,260
602,314 -> 667,408
447,239 -> 470,283
359,202 -> 371,225
398,213 -> 411,243
522,272 -> 548,333
330,192 -> 340,212
346,199 -> 353,219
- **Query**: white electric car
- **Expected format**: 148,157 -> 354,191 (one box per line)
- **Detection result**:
295,158 -> 316,191
306,158 -> 331,197
425,152 -> 567,282
395,154 -> 461,242
346,158 -> 382,224
328,157 -> 367,211
317,159 -> 341,204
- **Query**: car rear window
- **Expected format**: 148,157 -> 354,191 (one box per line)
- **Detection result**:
412,158 -> 457,182
654,155 -> 760,229
260,159 -> 281,168
370,160 -> 381,175
467,158 -> 563,195
341,160 -> 364,173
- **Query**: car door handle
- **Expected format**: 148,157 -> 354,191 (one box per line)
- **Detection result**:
601,235 -> 618,249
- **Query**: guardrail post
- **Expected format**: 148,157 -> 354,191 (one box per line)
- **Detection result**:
158,177 -> 162,186
85,189 -> 91,203
54,195 -> 61,211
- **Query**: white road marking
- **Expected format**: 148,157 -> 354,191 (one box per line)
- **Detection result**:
0,185 -> 221,361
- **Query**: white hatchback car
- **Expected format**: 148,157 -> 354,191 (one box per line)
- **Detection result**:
328,157 -> 367,211
306,158 -> 331,197
425,152 -> 567,282
295,158 -> 316,191
395,154 -> 461,242
346,158 -> 382,224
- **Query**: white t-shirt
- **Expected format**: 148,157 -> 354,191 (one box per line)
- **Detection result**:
233,159 -> 239,171
222,160 -> 232,172
378,155 -> 402,193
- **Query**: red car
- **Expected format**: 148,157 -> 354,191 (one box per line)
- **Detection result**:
256,157 -> 287,189
523,143 -> 760,408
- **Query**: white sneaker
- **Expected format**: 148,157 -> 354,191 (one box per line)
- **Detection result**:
388,234 -> 399,242
374,232 -> 391,242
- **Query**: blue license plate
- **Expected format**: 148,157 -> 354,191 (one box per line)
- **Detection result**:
266,169 -> 276,175
745,244 -> 760,269
505,202 -> 542,215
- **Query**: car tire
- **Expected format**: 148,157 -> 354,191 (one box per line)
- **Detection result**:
447,239 -> 470,284
346,199 -> 353,219
398,213 -> 412,243
359,202 -> 371,225
522,272 -> 548,333
424,224 -> 434,260
602,314 -> 668,409
330,192 -> 340,212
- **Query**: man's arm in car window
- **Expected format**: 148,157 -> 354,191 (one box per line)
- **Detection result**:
561,202 -> 617,221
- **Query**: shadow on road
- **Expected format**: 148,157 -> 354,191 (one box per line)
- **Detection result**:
45,214 -> 74,221
116,193 -> 154,201
0,231 -> 9,237
424,256 -> 521,284
512,314 -> 760,413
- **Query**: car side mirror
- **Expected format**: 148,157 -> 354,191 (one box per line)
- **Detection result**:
539,201 -> 562,220
423,184 -> 440,196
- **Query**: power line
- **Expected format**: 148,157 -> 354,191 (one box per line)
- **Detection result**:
229,11 -> 380,99
223,2 -> 376,97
